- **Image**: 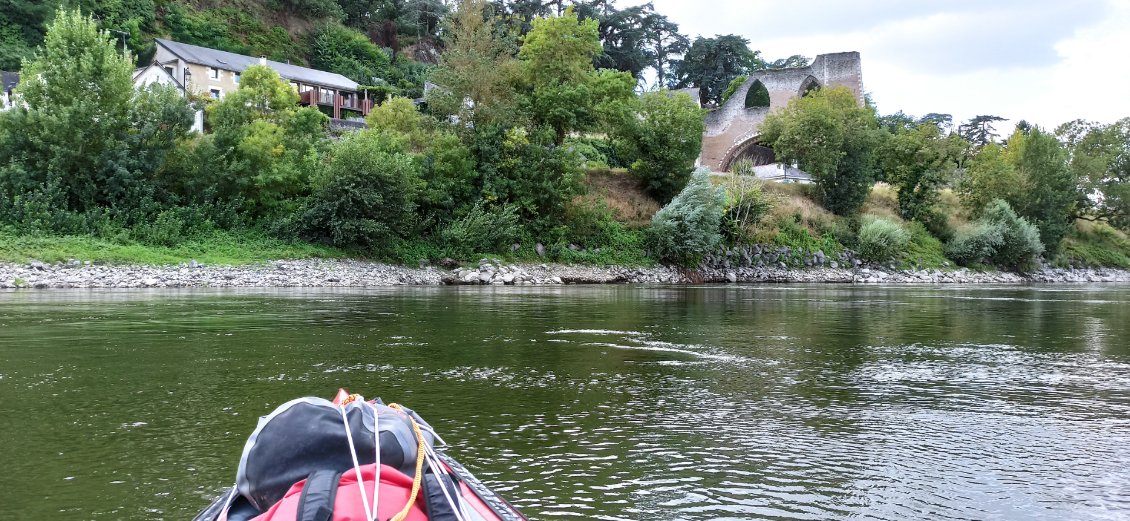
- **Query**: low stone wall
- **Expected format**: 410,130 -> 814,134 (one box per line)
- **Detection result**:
2,259 -> 1129,289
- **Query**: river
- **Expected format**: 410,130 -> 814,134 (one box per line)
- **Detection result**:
1,285 -> 1129,520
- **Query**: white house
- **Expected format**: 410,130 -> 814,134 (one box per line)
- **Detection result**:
132,62 -> 204,132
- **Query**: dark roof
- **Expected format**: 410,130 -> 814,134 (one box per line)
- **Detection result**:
154,39 -> 359,92
1,71 -> 18,92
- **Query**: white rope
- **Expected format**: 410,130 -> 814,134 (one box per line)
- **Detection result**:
421,442 -> 470,521
339,403 -> 375,521
368,402 -> 380,521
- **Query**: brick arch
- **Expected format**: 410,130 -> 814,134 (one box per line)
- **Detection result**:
719,134 -> 776,173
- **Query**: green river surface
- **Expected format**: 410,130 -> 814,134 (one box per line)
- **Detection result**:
1,285 -> 1129,520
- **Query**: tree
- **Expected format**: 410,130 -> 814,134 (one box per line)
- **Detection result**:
0,9 -> 162,214
1016,126 -> 1075,250
615,90 -> 705,203
877,123 -> 964,222
640,12 -> 687,88
766,54 -> 809,69
309,23 -> 391,86
957,143 -> 1023,215
1057,118 -> 1130,230
647,168 -> 724,265
0,0 -> 54,69
300,129 -> 422,248
518,7 -> 634,142
674,34 -> 763,106
959,115 -> 1007,148
759,86 -> 880,216
427,0 -> 523,128
207,65 -> 328,217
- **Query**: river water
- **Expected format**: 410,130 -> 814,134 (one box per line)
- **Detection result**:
1,285 -> 1129,520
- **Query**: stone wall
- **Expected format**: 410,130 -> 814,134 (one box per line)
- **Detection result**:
700,52 -> 863,172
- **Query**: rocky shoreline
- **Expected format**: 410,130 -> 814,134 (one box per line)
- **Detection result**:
2,258 -> 1130,289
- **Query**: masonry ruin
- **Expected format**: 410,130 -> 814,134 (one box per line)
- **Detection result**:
698,52 -> 863,172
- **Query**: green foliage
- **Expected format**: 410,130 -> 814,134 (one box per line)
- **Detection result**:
674,34 -> 763,106
0,228 -> 342,265
722,161 -> 774,243
300,130 -> 421,249
857,216 -> 909,262
878,123 -> 964,222
1016,127 -> 1075,250
472,125 -> 581,235
205,65 -> 328,217
646,169 -> 724,265
720,74 -> 746,104
518,9 -> 635,142
0,9 -> 192,232
426,0 -> 522,127
164,4 -> 303,63
616,90 -> 705,204
309,23 -> 391,86
280,0 -> 344,20
946,199 -> 1043,271
439,202 -> 521,257
957,142 -> 1023,214
760,86 -> 880,216
1058,118 -> 1130,231
903,221 -> 949,269
1058,222 -> 1130,268
771,219 -> 843,261
744,79 -> 770,108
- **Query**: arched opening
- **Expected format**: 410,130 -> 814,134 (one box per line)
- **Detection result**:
799,76 -> 820,97
744,79 -> 770,108
721,136 -> 776,173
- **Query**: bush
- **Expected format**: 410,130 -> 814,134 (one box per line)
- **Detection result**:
299,130 -> 421,249
982,199 -> 1044,270
945,199 -> 1043,271
646,169 -> 724,265
439,203 -> 522,257
722,164 -> 774,242
616,90 -> 705,204
857,217 -> 910,262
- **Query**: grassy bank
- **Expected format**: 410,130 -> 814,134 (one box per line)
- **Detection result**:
0,230 -> 345,265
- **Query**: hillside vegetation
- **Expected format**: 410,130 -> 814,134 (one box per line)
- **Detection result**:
1,3 -> 1128,272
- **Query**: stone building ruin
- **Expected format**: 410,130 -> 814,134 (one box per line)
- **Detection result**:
698,52 -> 863,172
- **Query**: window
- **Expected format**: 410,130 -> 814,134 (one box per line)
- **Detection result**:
208,67 -> 219,80
210,88 -> 221,99
163,66 -> 174,77
234,72 -> 240,85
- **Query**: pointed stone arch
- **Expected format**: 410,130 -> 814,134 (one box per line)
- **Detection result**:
720,134 -> 776,173
744,79 -> 770,108
799,75 -> 820,97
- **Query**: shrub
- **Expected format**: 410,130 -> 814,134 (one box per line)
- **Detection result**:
616,90 -> 705,204
439,203 -> 522,257
300,130 -> 421,249
857,217 -> 910,262
982,199 -> 1044,270
646,169 -> 724,265
722,163 -> 774,242
945,222 -> 1004,267
945,199 -> 1043,271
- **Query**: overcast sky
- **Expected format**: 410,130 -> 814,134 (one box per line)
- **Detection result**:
629,0 -> 1130,129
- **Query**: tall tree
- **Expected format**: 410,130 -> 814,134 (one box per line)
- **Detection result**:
959,115 -> 1007,148
427,0 -> 523,127
518,7 -> 634,142
1015,127 -> 1076,249
759,86 -> 881,216
1057,118 -> 1130,230
877,123 -> 965,221
674,34 -> 763,106
640,13 -> 687,89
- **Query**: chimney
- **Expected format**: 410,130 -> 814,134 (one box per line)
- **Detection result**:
259,56 -> 267,65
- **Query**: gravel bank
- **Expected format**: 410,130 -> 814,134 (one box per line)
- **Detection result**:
2,258 -> 1129,289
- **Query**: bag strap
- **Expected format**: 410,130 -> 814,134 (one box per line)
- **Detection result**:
296,470 -> 344,521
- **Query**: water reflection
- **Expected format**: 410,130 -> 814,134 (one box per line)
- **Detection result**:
0,285 -> 1128,520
